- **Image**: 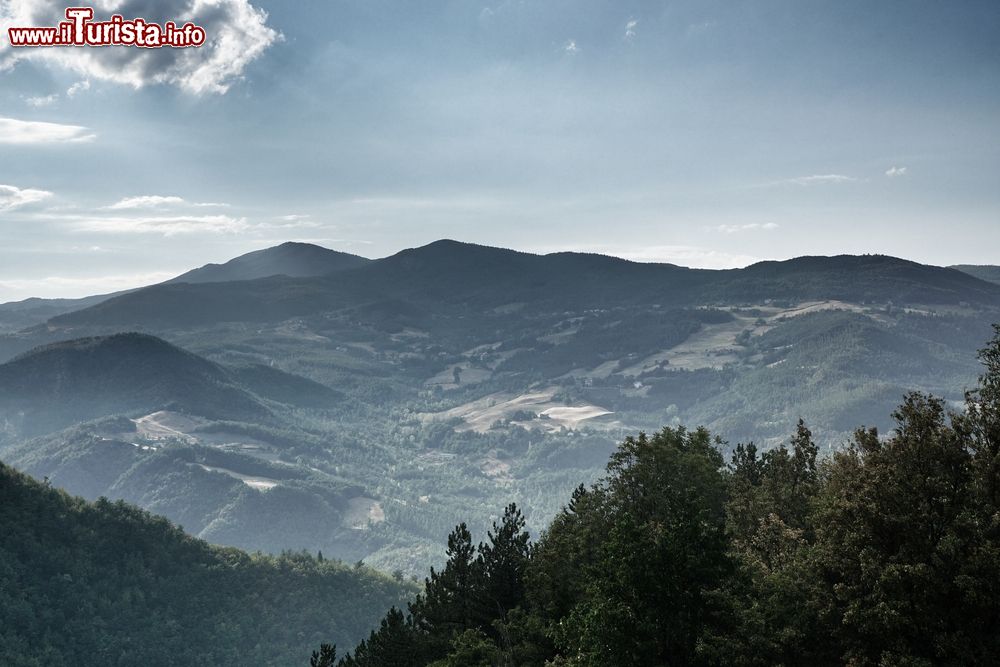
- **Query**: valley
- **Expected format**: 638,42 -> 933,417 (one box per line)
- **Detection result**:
1,241 -> 998,577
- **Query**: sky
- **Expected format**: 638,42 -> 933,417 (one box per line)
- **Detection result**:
0,0 -> 998,302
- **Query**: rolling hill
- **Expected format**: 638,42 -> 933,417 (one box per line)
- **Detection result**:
0,333 -> 269,435
0,333 -> 341,437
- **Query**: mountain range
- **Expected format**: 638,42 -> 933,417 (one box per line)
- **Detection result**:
1,240 -> 998,578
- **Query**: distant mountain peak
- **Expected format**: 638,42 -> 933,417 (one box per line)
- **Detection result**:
168,242 -> 370,285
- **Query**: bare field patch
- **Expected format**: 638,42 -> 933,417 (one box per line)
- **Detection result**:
345,497 -> 386,529
196,463 -> 279,491
421,388 -> 616,434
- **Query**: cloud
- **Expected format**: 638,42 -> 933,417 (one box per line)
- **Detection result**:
783,174 -> 857,186
564,40 -> 579,54
105,195 -> 228,209
106,195 -> 186,210
24,94 -> 58,107
0,184 -> 53,211
714,222 -> 779,234
625,19 -> 638,40
0,0 -> 280,94
65,214 -> 249,236
66,80 -> 90,97
885,166 -> 908,178
0,117 -> 96,143
280,214 -> 311,221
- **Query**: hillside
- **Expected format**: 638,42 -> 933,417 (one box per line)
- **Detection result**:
168,242 -> 370,284
336,331 -> 1000,666
952,264 -> 1000,286
0,333 -> 343,439
0,333 -> 269,435
0,461 -> 413,667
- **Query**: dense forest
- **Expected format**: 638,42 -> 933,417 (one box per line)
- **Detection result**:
322,325 -> 1000,666
0,462 -> 414,667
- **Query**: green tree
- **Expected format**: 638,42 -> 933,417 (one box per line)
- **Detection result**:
310,643 -> 337,667
549,427 -> 732,666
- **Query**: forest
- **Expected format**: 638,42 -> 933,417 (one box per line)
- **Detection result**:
317,325 -> 1000,666
0,461 -> 414,667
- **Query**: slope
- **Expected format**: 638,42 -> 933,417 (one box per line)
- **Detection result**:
0,333 -> 283,437
0,460 -> 412,667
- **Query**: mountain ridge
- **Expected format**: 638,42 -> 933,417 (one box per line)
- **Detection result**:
43,242 -> 1000,331
167,241 -> 371,284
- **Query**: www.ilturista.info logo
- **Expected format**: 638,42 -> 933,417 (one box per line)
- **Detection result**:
7,7 -> 206,48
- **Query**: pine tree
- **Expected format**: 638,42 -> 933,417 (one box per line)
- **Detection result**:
310,643 -> 336,667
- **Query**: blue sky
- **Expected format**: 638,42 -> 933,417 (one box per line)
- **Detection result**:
0,0 -> 998,301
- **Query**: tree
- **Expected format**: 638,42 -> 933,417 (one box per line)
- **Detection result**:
411,522 -> 481,646
339,607 -> 425,667
550,427 -> 732,666
477,503 -> 531,624
811,393 -> 983,664
310,643 -> 337,667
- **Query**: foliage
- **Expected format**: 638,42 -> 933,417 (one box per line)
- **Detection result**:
0,463 -> 413,667
330,327 -> 1000,665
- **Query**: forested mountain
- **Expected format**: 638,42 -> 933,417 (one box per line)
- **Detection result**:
0,460 -> 413,667
328,327 -> 1000,666
43,244 -> 1000,329
0,332 -> 339,436
1,241 -> 998,577
167,242 -> 370,285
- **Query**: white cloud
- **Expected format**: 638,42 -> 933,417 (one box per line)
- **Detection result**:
105,195 -> 186,210
783,174 -> 857,186
280,213 -> 311,221
0,117 -> 96,143
105,195 -> 228,209
0,184 -> 53,211
885,166 -> 908,178
66,80 -> 90,97
564,40 -> 579,54
714,222 -> 779,234
0,0 -> 280,95
66,214 -> 249,236
24,94 -> 58,107
625,19 -> 638,40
